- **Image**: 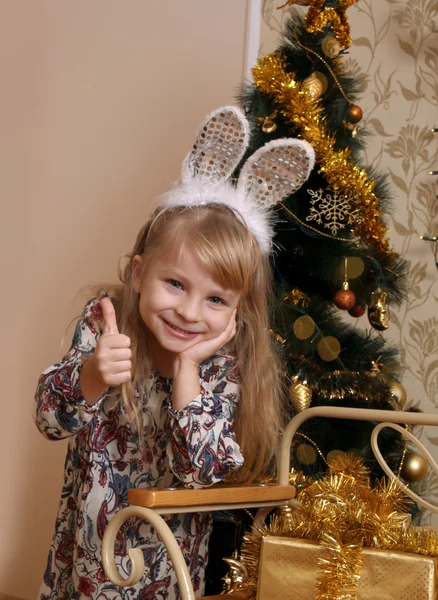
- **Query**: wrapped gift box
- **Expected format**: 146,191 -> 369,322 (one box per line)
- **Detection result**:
257,536 -> 438,600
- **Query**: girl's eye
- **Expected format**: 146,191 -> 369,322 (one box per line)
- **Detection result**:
168,279 -> 183,290
208,296 -> 225,306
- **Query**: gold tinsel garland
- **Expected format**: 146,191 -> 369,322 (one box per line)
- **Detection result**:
252,54 -> 392,257
240,454 -> 438,600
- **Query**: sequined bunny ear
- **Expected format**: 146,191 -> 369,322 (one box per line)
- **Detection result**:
237,138 -> 315,208
181,106 -> 250,186
160,106 -> 316,256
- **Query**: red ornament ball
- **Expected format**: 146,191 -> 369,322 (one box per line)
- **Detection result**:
334,289 -> 356,310
348,304 -> 366,318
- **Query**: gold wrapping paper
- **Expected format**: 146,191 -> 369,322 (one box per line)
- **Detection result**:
257,536 -> 438,600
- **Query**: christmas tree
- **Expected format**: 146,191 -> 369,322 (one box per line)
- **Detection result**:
206,1 -> 424,593
240,1 -> 412,479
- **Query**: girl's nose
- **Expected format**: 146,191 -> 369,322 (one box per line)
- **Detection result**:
176,297 -> 201,323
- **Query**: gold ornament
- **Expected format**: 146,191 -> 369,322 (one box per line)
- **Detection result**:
321,34 -> 342,58
293,315 -> 315,340
284,288 -> 310,308
277,504 -> 295,531
296,443 -> 318,465
221,551 -> 249,595
259,110 -> 278,134
289,378 -> 312,411
326,449 -> 345,465
368,288 -> 389,331
345,256 -> 365,279
343,120 -> 360,137
262,119 -> 276,134
400,451 -> 428,482
390,381 -> 407,408
305,0 -> 360,48
369,360 -> 383,376
302,72 -> 324,100
252,54 -> 393,256
295,36 -> 355,105
313,70 -> 328,94
317,336 -> 341,361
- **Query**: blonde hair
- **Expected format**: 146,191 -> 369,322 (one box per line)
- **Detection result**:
103,204 -> 285,483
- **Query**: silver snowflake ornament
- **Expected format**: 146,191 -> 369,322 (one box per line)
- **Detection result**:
305,188 -> 362,236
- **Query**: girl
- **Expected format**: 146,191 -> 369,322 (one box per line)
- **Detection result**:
35,106 -> 314,599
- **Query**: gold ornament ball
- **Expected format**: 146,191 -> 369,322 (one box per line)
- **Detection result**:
296,443 -> 317,465
400,451 -> 428,482
327,449 -> 345,465
346,256 -> 365,279
289,379 -> 312,412
317,336 -> 341,362
321,35 -> 341,59
302,73 -> 324,100
390,381 -> 407,408
293,315 -> 315,340
347,104 -> 363,124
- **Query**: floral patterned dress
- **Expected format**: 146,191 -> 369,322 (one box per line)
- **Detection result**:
35,299 -> 244,599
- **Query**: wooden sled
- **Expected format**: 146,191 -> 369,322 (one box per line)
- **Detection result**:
102,406 -> 438,599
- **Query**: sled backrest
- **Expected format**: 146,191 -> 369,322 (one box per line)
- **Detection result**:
103,406 -> 438,600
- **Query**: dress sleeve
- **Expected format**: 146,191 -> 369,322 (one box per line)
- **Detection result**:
166,353 -> 244,488
34,298 -> 108,440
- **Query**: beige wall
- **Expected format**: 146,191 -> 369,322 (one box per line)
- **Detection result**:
0,1 -> 247,597
260,1 -> 438,516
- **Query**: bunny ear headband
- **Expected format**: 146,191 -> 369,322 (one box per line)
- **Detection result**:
161,106 -> 315,255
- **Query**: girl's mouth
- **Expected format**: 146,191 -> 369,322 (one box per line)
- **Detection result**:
167,321 -> 194,334
162,319 -> 201,340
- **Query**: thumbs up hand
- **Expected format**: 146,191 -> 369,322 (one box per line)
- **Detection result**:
80,297 -> 132,405
93,297 -> 132,387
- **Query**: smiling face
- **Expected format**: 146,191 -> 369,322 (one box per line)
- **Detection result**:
132,246 -> 241,363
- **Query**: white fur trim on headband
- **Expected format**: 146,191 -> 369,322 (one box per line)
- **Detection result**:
162,179 -> 274,255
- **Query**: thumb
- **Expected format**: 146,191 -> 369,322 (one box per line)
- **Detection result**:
100,297 -> 119,335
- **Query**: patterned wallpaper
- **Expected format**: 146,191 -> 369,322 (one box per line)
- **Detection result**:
259,0 -> 438,522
